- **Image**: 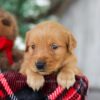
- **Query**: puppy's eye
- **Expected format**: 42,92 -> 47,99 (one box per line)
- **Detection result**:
31,45 -> 35,49
51,44 -> 58,50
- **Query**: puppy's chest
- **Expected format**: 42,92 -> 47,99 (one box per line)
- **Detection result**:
41,73 -> 58,95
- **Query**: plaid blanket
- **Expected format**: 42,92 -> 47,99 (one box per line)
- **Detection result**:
0,71 -> 88,100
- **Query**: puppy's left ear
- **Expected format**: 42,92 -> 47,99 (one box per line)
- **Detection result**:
67,33 -> 77,53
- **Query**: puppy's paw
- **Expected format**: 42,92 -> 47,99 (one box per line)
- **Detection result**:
57,71 -> 75,89
27,74 -> 45,91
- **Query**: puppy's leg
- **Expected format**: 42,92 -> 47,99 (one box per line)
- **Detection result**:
27,70 -> 45,91
20,67 -> 45,91
57,64 -> 81,89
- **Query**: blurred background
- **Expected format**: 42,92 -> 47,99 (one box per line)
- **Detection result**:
0,0 -> 100,99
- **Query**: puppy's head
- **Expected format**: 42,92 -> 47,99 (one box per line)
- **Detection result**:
24,21 -> 76,75
0,9 -> 18,40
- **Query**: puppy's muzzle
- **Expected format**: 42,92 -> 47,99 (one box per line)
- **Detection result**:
35,60 -> 46,70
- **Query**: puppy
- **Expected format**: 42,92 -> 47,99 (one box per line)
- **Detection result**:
20,21 -> 81,91
0,9 -> 18,40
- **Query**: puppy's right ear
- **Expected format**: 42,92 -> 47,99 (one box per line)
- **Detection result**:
25,32 -> 30,52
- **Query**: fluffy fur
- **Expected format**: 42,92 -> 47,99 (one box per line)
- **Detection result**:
0,9 -> 18,40
20,21 -> 81,91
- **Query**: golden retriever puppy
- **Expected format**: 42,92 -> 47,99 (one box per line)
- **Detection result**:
20,21 -> 81,91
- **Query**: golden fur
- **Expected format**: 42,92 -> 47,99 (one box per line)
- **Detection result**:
20,21 -> 81,91
0,9 -> 18,40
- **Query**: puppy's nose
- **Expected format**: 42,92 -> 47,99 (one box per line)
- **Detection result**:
35,61 -> 46,70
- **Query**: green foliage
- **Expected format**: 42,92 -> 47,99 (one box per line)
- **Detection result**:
0,0 -> 62,39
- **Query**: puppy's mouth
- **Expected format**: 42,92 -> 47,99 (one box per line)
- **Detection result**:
36,67 -> 53,75
38,69 -> 45,72
37,70 -> 49,75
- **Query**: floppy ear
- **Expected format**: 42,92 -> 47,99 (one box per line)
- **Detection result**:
67,33 -> 77,53
25,32 -> 30,52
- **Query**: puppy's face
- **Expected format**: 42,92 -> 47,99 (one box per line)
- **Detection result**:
24,21 -> 76,75
0,9 -> 18,40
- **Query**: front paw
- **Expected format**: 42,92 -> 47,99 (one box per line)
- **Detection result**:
27,74 -> 45,91
57,71 -> 75,89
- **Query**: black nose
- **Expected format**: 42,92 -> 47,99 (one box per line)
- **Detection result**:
35,61 -> 46,70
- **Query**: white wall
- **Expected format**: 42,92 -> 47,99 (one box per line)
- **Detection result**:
60,0 -> 100,88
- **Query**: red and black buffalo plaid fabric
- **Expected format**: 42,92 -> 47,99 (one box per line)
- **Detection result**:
0,71 -> 88,100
